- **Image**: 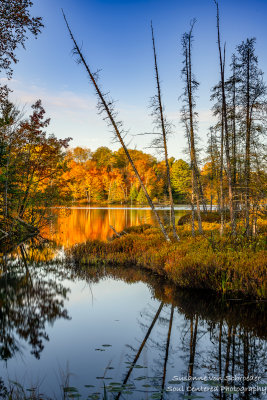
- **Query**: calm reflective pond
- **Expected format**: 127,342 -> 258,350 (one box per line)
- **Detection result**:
45,206 -> 188,244
0,207 -> 266,399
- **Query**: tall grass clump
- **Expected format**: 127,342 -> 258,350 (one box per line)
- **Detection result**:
67,222 -> 267,299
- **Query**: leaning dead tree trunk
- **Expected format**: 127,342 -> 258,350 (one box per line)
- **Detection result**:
151,23 -> 179,241
215,1 -> 236,235
62,11 -> 171,242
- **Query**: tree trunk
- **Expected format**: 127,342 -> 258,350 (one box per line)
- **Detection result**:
220,112 -> 224,236
183,24 -> 203,234
245,51 -> 251,235
63,12 -> 171,242
215,1 -> 236,236
151,23 -> 179,241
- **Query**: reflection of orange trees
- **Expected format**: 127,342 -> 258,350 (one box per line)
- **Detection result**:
42,208 -> 155,247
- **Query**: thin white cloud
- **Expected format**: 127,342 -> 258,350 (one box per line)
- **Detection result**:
0,77 -> 20,84
5,79 -> 214,159
11,88 -> 95,113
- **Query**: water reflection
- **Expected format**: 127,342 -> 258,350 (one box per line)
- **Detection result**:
0,244 -> 70,361
43,207 -> 186,245
0,216 -> 266,399
70,265 -> 266,400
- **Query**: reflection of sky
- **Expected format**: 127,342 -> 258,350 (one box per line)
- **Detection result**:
1,272 -> 266,398
6,0 -> 267,159
0,274 -> 208,399
1,277 -> 170,398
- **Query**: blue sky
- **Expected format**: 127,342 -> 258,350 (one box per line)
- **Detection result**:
5,0 -> 267,160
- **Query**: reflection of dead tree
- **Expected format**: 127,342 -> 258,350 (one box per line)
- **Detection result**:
223,324 -> 232,400
115,302 -> 164,400
160,304 -> 174,400
230,326 -> 236,400
243,329 -> 249,400
204,321 -> 267,400
218,320 -> 223,400
187,315 -> 198,393
62,12 -> 171,243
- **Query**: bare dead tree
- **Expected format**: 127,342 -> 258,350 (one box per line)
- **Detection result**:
150,22 -> 179,241
228,54 -> 238,189
181,20 -> 203,234
210,83 -> 225,235
62,11 -> 171,242
214,1 -> 236,235
220,110 -> 225,235
235,38 -> 266,236
183,115 -> 196,236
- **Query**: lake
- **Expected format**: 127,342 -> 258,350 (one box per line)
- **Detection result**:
0,207 -> 266,399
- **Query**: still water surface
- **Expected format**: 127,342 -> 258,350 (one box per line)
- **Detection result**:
0,207 -> 266,399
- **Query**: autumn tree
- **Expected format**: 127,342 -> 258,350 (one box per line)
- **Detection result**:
92,146 -> 113,168
0,100 -> 71,229
69,146 -> 92,163
0,0 -> 43,101
171,159 -> 191,202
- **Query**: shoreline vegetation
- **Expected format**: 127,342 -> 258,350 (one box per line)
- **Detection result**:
68,218 -> 267,300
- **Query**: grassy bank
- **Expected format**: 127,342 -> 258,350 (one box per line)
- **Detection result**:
68,221 -> 267,299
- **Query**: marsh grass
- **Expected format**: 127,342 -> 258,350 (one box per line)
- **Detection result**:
68,221 -> 267,299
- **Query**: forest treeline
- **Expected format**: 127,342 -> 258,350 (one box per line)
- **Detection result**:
62,146 -> 193,204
